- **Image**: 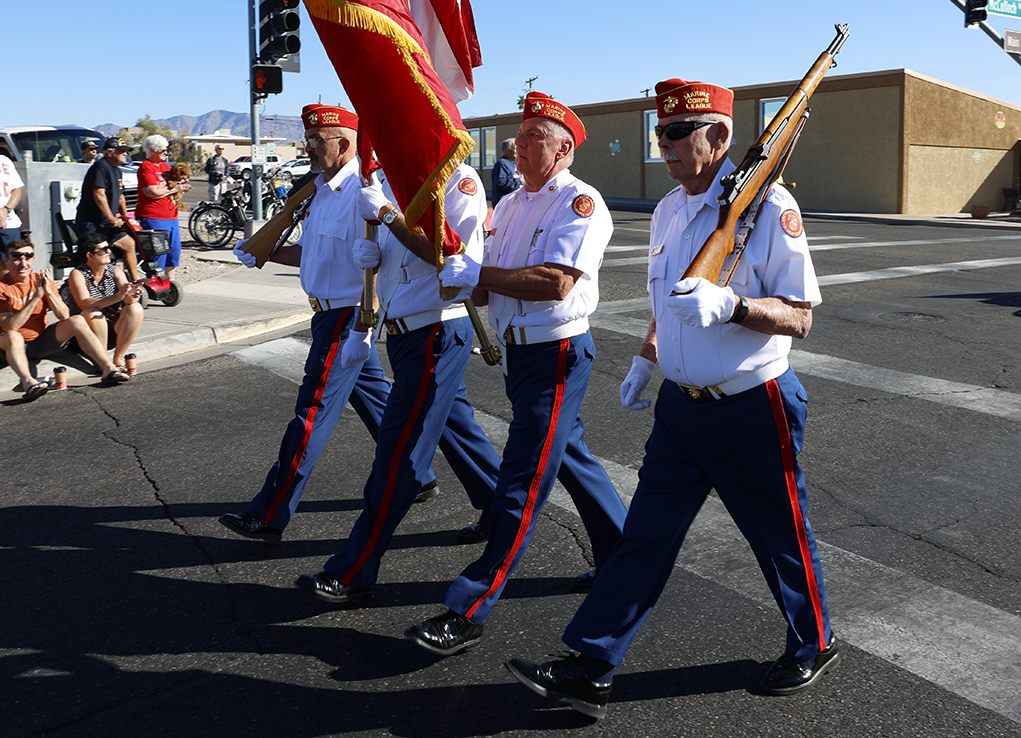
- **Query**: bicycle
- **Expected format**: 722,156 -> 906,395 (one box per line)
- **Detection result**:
188,189 -> 248,247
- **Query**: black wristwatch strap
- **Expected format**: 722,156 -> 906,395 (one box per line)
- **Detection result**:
729,296 -> 749,324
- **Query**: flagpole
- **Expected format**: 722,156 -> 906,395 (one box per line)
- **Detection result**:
464,298 -> 501,366
361,220 -> 379,329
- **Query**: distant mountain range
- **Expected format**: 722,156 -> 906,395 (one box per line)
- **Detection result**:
94,110 -> 304,142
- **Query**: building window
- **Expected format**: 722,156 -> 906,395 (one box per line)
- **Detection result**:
467,128 -> 481,169
644,110 -> 662,162
481,126 -> 497,168
759,97 -> 786,129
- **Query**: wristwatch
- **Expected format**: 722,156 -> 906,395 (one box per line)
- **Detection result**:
381,205 -> 399,226
729,296 -> 749,324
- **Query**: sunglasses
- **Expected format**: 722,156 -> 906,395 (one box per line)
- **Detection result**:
301,135 -> 344,148
654,120 -> 716,141
9,252 -> 34,261
89,246 -> 112,254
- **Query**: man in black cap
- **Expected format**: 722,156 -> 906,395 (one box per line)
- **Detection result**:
79,141 -> 99,164
75,138 -> 140,281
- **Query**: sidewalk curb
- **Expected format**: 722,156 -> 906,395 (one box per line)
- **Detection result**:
0,309 -> 311,393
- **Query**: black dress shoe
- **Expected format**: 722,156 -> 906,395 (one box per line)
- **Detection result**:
455,522 -> 489,544
761,639 -> 841,695
570,570 -> 597,593
505,654 -> 611,719
295,571 -> 372,605
219,512 -> 283,544
406,609 -> 484,655
415,480 -> 439,503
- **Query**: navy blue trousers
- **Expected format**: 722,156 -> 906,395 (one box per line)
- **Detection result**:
563,368 -> 832,665
443,331 -> 628,623
247,306 -> 420,530
325,316 -> 501,588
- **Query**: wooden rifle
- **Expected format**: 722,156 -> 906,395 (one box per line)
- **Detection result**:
238,178 -> 317,269
682,23 -> 850,287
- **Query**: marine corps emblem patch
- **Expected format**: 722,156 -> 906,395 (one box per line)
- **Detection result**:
458,177 -> 477,195
572,194 -> 595,218
663,96 -> 678,114
531,101 -> 544,114
780,209 -> 803,238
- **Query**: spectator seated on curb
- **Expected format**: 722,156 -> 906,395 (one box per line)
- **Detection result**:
59,232 -> 144,371
0,239 -> 130,401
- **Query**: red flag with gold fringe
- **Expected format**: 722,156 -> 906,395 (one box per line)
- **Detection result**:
303,0 -> 478,258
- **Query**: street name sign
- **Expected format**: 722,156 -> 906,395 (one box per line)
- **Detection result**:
989,0 -> 1021,20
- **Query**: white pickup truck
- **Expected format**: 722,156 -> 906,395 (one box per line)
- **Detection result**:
229,154 -> 283,180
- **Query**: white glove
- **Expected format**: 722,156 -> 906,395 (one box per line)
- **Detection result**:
357,181 -> 390,222
340,328 -> 373,369
620,355 -> 656,410
439,253 -> 481,290
233,242 -> 257,268
664,277 -> 738,328
352,237 -> 381,269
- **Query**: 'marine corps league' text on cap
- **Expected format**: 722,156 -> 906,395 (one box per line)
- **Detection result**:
521,92 -> 587,147
655,79 -> 734,118
301,104 -> 358,131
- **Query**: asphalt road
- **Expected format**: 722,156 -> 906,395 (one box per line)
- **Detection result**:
4,213 -> 1021,737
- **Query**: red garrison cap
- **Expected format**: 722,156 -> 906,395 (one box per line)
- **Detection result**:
655,79 -> 734,118
301,104 -> 358,131
521,92 -> 587,146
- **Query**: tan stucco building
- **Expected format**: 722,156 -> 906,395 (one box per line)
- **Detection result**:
463,69 -> 1021,215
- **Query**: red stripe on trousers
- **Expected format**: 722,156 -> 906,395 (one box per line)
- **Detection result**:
263,307 -> 352,524
342,324 -> 440,584
465,338 -> 569,619
765,378 -> 827,652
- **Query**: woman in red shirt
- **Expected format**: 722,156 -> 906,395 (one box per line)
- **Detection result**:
135,135 -> 192,279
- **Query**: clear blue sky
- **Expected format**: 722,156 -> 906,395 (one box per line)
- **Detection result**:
7,1 -> 1021,130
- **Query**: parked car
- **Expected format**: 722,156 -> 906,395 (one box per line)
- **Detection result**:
229,154 -> 282,180
274,158 -> 312,180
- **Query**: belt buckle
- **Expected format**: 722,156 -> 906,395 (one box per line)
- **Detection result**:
308,297 -> 322,313
385,318 -> 405,335
681,384 -> 714,403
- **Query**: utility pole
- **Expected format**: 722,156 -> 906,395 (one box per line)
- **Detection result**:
247,0 -> 264,234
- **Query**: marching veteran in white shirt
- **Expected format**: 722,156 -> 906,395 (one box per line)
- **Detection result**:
403,92 -> 628,657
219,103 -> 435,544
294,161 -> 506,606
506,78 -> 837,720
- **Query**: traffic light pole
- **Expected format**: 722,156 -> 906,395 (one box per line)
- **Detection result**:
248,0 -> 264,230
948,0 -> 1021,68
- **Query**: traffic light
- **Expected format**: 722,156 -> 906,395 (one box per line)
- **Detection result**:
259,0 -> 301,62
252,64 -> 283,95
964,0 -> 987,27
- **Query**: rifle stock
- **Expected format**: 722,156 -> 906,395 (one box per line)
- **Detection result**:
239,178 -> 317,268
682,23 -> 849,284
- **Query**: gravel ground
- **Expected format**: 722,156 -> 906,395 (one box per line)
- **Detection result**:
173,241 -> 240,286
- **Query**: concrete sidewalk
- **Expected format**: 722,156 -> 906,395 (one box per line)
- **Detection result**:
1,251 -> 311,395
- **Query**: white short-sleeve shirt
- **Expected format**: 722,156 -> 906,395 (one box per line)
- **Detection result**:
298,157 -> 365,304
649,157 -> 822,387
0,155 -> 24,230
483,169 -> 612,335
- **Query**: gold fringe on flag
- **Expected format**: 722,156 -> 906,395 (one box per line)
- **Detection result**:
304,0 -> 475,266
